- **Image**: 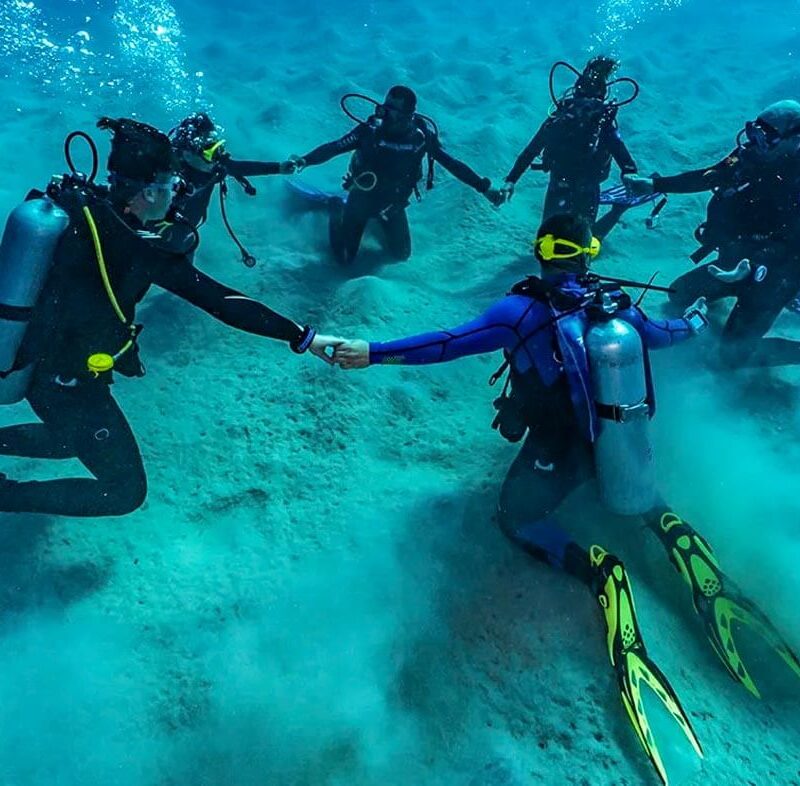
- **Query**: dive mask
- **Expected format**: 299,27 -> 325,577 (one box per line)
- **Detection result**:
535,234 -> 601,261
375,103 -> 412,123
743,120 -> 784,153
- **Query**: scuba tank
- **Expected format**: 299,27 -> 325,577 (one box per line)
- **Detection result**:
585,305 -> 656,516
0,196 -> 69,404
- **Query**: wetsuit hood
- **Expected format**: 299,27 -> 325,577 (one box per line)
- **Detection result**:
757,100 -> 800,136
744,100 -> 800,163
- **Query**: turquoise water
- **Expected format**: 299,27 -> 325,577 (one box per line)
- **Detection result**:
0,1 -> 798,784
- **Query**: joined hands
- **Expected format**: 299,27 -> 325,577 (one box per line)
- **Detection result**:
306,335 -> 370,369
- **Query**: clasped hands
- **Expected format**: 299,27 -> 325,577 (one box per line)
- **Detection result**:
307,335 -> 370,369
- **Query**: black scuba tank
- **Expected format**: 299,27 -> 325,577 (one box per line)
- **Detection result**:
0,195 -> 70,404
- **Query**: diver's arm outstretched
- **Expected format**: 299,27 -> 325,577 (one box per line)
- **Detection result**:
367,297 -> 534,366
625,152 -> 735,196
622,306 -> 699,349
295,126 -> 365,168
224,159 -> 282,177
504,122 -> 549,186
605,125 -> 638,175
152,260 -> 319,351
430,143 -> 491,193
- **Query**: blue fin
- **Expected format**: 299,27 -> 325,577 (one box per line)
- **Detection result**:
600,184 -> 664,208
284,178 -> 346,206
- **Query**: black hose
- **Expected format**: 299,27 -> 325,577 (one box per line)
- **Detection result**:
607,76 -> 640,107
340,93 -> 379,125
64,131 -> 99,183
218,180 -> 256,267
548,61 -> 640,108
591,273 -> 674,294
548,61 -> 582,105
340,93 -> 439,135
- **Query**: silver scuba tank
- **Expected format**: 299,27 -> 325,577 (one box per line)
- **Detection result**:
585,315 -> 657,515
0,197 -> 69,404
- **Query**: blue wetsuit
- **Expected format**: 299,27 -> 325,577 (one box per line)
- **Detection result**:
369,274 -> 695,576
370,275 -> 693,441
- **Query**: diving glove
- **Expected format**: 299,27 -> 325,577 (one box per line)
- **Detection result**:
652,511 -> 800,698
707,258 -> 752,283
590,546 -> 703,785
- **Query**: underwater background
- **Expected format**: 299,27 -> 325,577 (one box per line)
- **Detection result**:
0,0 -> 799,784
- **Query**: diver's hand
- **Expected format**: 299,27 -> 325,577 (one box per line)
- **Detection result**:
499,180 -> 515,202
683,297 -> 709,334
333,340 -> 370,370
708,258 -> 752,283
484,187 -> 505,208
287,155 -> 307,173
308,334 -> 345,365
623,174 -> 655,197
278,160 -> 297,175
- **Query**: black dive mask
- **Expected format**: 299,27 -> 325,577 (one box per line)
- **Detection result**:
741,120 -> 785,153
375,103 -> 414,127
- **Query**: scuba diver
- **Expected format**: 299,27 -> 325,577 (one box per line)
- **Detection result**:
500,57 -> 652,240
625,99 -> 800,367
161,111 -> 295,265
284,85 -> 503,264
332,213 -> 800,785
0,117 -> 338,517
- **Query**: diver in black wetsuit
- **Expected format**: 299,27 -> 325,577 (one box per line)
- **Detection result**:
500,57 -> 639,240
0,117 -> 338,517
286,85 -> 503,264
625,99 -> 800,367
160,112 -> 294,263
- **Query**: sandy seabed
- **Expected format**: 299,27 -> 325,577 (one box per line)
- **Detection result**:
0,1 -> 798,784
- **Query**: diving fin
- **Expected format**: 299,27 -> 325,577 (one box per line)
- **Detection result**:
599,183 -> 664,208
284,178 -> 345,208
590,546 -> 703,786
652,511 -> 800,698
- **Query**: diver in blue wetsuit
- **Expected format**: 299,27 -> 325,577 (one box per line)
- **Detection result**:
333,213 -> 800,785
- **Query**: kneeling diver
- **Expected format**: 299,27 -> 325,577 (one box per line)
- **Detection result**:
284,85 -> 502,265
0,118 -> 339,517
499,58 -> 654,239
625,99 -> 800,367
158,111 -> 295,265
333,213 -> 800,784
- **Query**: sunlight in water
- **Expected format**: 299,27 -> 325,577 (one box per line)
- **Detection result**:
0,0 -> 202,113
593,0 -> 686,51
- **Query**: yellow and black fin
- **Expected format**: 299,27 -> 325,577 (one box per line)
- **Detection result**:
657,512 -> 800,698
590,545 -> 704,785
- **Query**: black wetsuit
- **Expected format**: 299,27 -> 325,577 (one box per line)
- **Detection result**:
657,148 -> 800,366
301,118 -> 490,263
0,192 -> 304,517
506,97 -> 637,238
158,158 -> 281,255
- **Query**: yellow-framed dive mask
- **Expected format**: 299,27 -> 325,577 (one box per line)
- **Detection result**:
534,234 -> 601,261
201,138 -> 227,163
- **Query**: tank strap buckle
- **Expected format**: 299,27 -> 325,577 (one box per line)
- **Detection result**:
596,399 -> 649,423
